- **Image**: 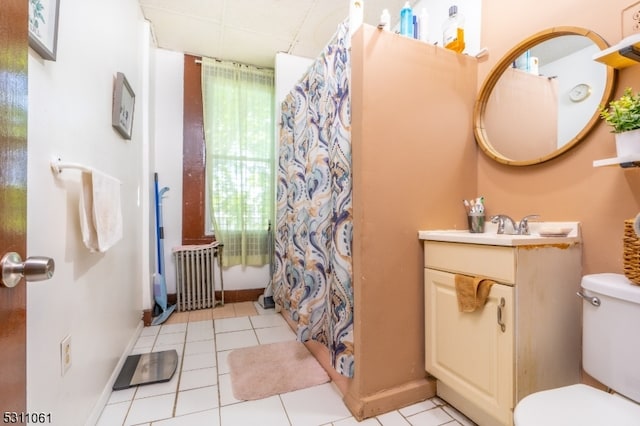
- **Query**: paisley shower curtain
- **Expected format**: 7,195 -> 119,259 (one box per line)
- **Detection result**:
273,21 -> 354,377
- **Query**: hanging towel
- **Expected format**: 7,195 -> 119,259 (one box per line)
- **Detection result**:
79,170 -> 123,252
454,274 -> 496,312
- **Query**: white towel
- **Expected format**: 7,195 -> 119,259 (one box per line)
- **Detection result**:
79,170 -> 123,252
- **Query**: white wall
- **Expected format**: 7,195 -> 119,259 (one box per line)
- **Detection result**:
275,52 -> 313,104
152,49 -> 184,295
27,0 -> 150,424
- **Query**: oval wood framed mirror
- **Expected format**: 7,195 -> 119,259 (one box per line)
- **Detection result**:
474,26 -> 617,166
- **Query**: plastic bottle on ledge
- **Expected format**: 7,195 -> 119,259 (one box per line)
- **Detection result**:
400,2 -> 413,37
379,8 -> 391,31
442,5 -> 465,53
419,8 -> 429,42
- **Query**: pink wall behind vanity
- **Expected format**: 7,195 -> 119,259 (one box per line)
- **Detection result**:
478,0 -> 640,275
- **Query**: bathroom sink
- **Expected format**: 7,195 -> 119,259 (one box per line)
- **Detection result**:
418,222 -> 581,246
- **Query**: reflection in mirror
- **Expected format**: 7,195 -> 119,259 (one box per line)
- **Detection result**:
474,27 -> 617,166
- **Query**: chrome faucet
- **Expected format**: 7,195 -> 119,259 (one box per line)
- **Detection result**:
490,215 -> 517,234
517,214 -> 540,235
491,214 -> 540,235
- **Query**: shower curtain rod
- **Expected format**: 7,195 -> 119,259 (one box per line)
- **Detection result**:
194,56 -> 271,70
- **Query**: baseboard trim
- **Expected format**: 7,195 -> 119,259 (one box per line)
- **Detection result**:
343,376 -> 437,421
143,288 -> 267,324
218,288 -> 265,303
86,321 -> 144,426
142,309 -> 153,327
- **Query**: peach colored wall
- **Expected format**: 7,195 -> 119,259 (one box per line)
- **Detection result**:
478,0 -> 640,275
346,25 -> 477,418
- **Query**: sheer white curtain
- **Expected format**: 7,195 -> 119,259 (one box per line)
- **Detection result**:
201,58 -> 274,266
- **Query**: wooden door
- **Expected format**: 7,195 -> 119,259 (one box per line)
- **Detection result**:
0,0 -> 29,416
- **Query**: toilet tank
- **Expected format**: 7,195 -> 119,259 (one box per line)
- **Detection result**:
581,273 -> 640,403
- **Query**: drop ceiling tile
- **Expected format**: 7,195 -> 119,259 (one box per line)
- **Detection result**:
293,3 -> 347,50
140,0 -> 224,22
222,0 -> 315,38
219,27 -> 293,67
143,8 -> 223,56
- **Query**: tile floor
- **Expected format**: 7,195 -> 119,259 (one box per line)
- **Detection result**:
97,302 -> 476,426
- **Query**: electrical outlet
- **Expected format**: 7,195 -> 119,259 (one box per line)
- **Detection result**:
622,2 -> 640,38
60,335 -> 72,376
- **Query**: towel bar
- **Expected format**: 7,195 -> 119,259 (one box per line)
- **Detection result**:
50,156 -> 93,175
50,156 -> 122,184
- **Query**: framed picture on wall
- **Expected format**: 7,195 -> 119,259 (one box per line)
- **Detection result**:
112,72 -> 136,140
28,0 -> 60,61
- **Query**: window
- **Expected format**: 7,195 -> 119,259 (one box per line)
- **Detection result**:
201,59 -> 274,267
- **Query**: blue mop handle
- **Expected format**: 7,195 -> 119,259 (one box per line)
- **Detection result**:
154,173 -> 162,274
157,186 -> 169,275
154,173 -> 170,275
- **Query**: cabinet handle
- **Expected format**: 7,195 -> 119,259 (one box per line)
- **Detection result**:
497,297 -> 506,332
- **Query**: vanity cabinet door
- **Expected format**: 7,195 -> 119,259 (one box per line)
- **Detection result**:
425,268 -> 515,426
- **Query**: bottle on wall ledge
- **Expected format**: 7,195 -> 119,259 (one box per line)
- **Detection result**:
419,8 -> 429,43
379,8 -> 391,31
400,2 -> 413,37
442,5 -> 465,53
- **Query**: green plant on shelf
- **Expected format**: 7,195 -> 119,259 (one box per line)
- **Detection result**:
600,87 -> 640,133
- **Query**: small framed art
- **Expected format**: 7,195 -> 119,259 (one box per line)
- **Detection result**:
112,72 -> 135,140
28,0 -> 60,61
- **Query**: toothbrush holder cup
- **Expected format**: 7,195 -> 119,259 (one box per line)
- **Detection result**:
467,212 -> 485,233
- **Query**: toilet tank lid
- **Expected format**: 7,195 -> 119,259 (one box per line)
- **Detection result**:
582,273 -> 640,304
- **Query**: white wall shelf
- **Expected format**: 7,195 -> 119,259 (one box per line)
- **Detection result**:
593,155 -> 640,168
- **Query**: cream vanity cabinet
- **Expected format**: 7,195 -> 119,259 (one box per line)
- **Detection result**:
419,227 -> 582,426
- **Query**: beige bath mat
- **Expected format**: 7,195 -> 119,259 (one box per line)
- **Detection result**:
227,340 -> 330,400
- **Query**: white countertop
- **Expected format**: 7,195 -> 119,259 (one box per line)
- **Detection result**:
418,222 -> 581,246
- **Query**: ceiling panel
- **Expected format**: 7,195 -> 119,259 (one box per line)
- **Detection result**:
140,0 -> 224,22
140,0 -> 407,68
219,27 -> 293,68
294,1 -> 348,50
142,8 -> 223,58
222,0 -> 315,38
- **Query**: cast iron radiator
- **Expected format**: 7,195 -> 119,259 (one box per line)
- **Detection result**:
172,241 -> 224,311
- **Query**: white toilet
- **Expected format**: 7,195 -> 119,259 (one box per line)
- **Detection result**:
514,273 -> 640,425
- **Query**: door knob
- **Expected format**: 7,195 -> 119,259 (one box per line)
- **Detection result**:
1,252 -> 55,288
